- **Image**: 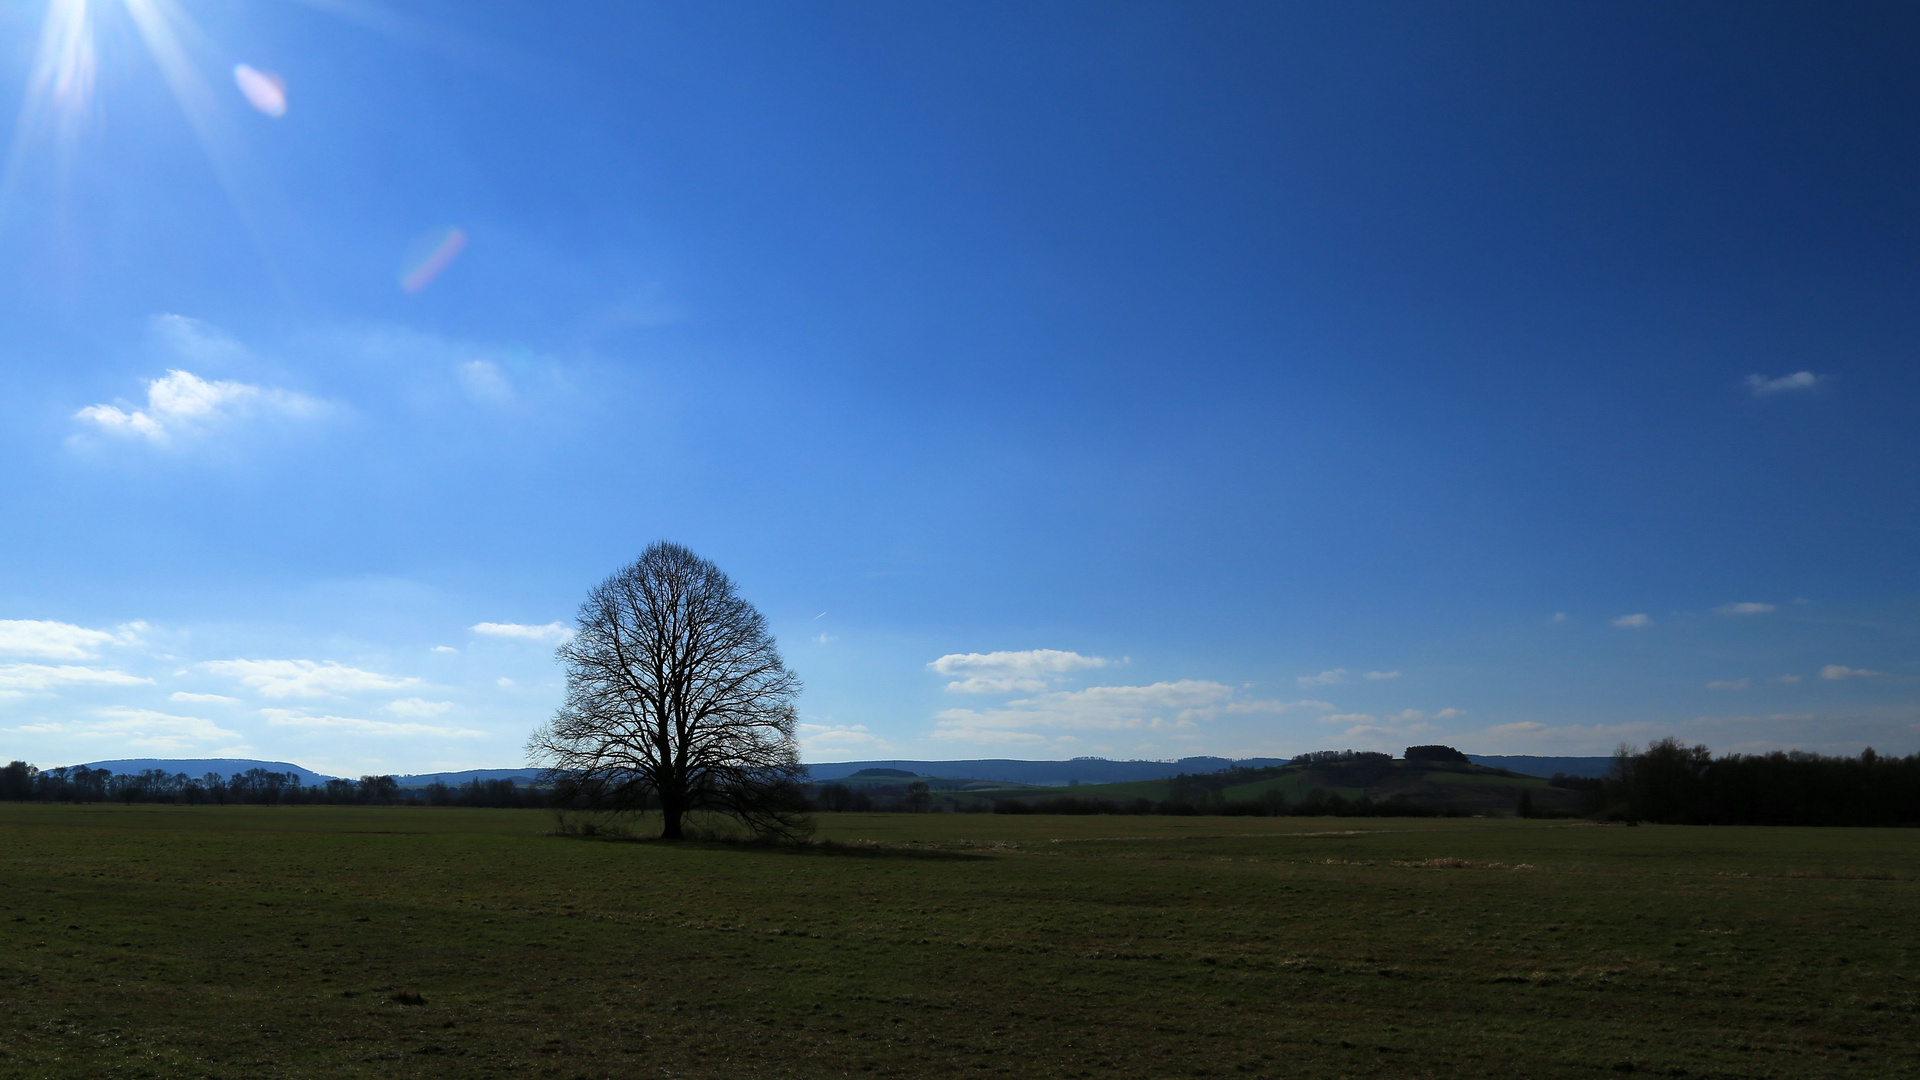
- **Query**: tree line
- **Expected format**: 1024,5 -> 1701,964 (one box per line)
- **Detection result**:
0,762 -> 547,808
1580,740 -> 1920,825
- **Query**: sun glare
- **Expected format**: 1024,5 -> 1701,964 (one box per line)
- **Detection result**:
16,0 -> 97,147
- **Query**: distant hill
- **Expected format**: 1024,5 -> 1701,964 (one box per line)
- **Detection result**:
1468,755 -> 1613,779
393,768 -> 545,788
1054,757 -> 1584,814
80,759 -> 337,787
804,757 -> 1290,786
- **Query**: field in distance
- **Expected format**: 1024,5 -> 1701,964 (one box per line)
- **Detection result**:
2,805 -> 1915,1078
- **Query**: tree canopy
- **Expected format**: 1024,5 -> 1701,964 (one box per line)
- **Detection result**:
527,542 -> 810,839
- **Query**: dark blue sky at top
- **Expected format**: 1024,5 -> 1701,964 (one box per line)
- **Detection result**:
0,1 -> 1914,773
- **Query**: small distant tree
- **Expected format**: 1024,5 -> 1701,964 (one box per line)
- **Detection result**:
528,541 -> 811,840
906,781 -> 931,813
1516,789 -> 1535,818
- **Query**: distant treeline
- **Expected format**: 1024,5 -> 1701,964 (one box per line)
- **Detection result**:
1588,741 -> 1920,826
988,792 -> 1464,818
0,762 -> 548,808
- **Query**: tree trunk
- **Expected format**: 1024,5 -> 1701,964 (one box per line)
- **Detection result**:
661,803 -> 685,840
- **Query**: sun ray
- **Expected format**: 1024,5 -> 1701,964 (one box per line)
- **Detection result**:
0,0 -> 97,216
116,0 -> 288,295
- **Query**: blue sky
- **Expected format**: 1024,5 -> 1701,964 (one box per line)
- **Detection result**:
1,1 -> 1916,776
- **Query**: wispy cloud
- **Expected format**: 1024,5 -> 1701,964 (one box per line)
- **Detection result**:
1312,707 -> 1450,746
0,664 -> 151,691
6,707 -> 240,752
170,691 -> 240,705
383,698 -> 453,718
929,649 -> 1110,694
1772,674 -> 1802,684
261,708 -> 483,738
1707,679 -> 1749,691
75,369 -> 323,445
1820,665 -> 1882,681
1363,670 -> 1401,681
1744,371 -> 1822,396
471,621 -> 572,642
203,659 -> 416,699
459,359 -> 512,402
0,619 -> 140,659
934,681 -> 1328,743
1296,669 -> 1347,686
1612,614 -> 1651,628
1715,602 -> 1776,616
798,723 -> 892,755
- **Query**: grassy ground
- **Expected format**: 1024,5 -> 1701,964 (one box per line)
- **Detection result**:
1,805 -> 1916,1079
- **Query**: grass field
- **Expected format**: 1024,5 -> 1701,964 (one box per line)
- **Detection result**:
2,806 -> 1916,1079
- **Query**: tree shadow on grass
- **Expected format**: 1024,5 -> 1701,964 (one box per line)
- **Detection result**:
547,812 -> 986,860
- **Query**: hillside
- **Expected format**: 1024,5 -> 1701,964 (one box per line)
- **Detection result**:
1468,754 -> 1612,779
803,756 -> 1289,786
393,768 -> 544,788
79,759 -> 336,787
1006,757 -> 1581,814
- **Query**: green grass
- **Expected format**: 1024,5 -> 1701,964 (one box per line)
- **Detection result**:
2,805 -> 1917,1078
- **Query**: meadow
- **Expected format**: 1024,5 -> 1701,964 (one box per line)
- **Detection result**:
1,805 -> 1915,1079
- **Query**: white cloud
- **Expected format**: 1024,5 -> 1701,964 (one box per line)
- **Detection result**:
0,664 -> 151,691
6,707 -> 241,752
0,619 -> 129,659
1552,612 -> 1568,623
75,369 -> 323,445
933,680 -> 1327,743
471,621 -> 572,642
1716,602 -> 1776,616
430,645 -> 458,654
496,677 -> 514,688
1612,614 -> 1651,628
1296,668 -> 1348,686
1434,707 -> 1465,720
261,708 -> 483,738
1707,679 -> 1749,691
170,691 -> 240,705
1363,670 -> 1401,681
1821,665 -> 1883,681
797,723 -> 892,755
384,698 -> 453,718
813,633 -> 838,645
202,659 -> 416,699
929,649 -> 1109,693
1773,674 -> 1803,684
1744,371 -> 1822,396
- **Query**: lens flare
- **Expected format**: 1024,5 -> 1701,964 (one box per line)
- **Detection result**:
232,64 -> 287,118
399,227 -> 468,293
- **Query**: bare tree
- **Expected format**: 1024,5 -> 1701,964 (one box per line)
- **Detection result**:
528,542 -> 811,839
